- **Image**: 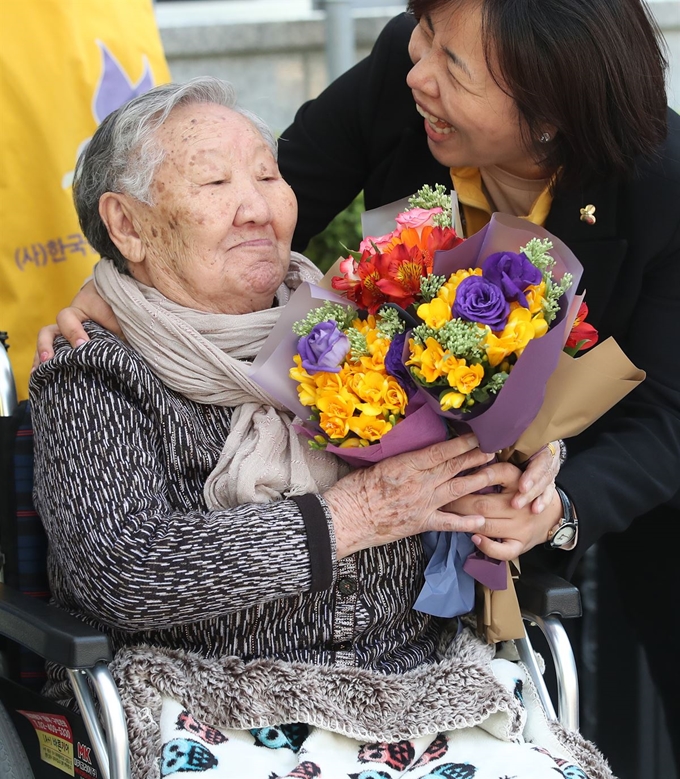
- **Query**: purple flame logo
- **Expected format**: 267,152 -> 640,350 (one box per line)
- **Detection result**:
92,40 -> 154,124
62,40 -> 157,188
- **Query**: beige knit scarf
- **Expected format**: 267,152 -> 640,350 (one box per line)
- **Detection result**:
93,254 -> 346,508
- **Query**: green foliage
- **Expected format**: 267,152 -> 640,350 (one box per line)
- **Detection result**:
376,307 -> 406,339
292,301 -> 356,336
408,184 -> 452,228
412,319 -> 487,363
419,273 -> 447,302
520,237 -> 573,325
346,327 -> 369,360
304,193 -> 365,274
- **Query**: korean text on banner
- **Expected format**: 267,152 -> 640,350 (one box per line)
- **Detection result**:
0,0 -> 171,398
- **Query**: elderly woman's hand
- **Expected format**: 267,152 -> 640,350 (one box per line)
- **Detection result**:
444,461 -> 562,560
323,434 -> 496,559
33,280 -> 121,368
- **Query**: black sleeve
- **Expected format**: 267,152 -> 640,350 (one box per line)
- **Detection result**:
558,215 -> 680,558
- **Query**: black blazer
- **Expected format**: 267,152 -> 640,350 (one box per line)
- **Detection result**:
279,13 -> 680,575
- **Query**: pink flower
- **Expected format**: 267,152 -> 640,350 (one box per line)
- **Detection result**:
338,255 -> 360,280
358,229 -> 398,253
395,207 -> 443,232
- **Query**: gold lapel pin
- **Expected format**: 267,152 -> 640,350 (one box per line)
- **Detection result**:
580,204 -> 596,225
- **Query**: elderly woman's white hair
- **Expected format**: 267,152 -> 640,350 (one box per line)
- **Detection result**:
73,77 -> 278,273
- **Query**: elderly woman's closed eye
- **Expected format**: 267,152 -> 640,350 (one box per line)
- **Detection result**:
28,77 -> 591,779
96,103 -> 298,317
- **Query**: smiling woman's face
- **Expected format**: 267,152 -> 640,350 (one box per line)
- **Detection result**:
407,1 -> 545,178
114,103 -> 298,315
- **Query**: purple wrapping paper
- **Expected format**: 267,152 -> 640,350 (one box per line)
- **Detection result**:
293,395 -> 447,469
463,551 -> 508,590
417,212 -> 584,454
401,212 -> 585,615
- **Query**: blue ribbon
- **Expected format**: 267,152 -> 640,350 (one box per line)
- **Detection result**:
413,531 -> 476,618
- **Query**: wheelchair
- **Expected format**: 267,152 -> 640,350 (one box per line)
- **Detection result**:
0,331 -> 582,779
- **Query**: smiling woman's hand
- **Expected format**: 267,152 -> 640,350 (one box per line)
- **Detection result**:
444,461 -> 561,560
511,442 -> 561,514
33,280 -> 120,368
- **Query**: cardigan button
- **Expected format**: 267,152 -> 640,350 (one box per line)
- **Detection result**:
330,640 -> 352,652
337,577 -> 357,596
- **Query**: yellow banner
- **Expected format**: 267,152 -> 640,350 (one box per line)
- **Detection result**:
0,0 -> 171,398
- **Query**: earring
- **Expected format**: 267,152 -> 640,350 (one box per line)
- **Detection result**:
539,132 -> 551,144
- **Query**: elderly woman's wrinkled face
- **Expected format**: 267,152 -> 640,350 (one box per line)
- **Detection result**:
119,103 -> 297,314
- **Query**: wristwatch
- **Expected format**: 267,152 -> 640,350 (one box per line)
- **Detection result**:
546,487 -> 579,550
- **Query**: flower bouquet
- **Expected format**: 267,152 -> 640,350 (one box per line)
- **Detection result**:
253,187 -> 644,637
290,303 -> 415,451
327,193 -> 582,620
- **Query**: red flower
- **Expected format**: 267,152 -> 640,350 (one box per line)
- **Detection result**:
565,302 -> 598,352
331,226 -> 463,314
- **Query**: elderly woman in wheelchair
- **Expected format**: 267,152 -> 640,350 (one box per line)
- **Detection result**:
26,78 -> 612,779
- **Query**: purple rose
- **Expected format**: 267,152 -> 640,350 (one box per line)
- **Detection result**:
452,276 -> 510,330
385,331 -> 417,397
298,321 -> 350,373
482,251 -> 542,307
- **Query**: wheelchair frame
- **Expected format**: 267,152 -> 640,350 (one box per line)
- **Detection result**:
0,334 -> 581,779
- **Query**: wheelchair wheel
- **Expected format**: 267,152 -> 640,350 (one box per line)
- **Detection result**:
0,699 -> 35,779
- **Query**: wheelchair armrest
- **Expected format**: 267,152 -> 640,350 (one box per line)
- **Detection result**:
0,583 -> 112,669
516,567 -> 582,620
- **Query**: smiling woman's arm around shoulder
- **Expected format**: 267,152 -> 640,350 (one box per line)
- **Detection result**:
34,279 -> 120,366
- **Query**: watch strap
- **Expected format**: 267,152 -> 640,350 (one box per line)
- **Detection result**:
547,487 -> 578,550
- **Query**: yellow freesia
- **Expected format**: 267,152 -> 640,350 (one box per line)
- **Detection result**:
290,354 -> 318,406
296,382 -> 318,407
338,436 -> 369,448
319,413 -> 351,441
447,362 -> 485,394
525,281 -> 546,315
440,391 -> 466,410
410,337 -> 460,383
351,370 -> 387,406
313,371 -> 345,394
484,307 -> 541,366
360,334 -> 390,371
316,389 -> 356,420
420,341 -> 448,383
416,297 -> 452,329
383,377 -> 408,415
407,338 -> 425,366
351,314 -> 377,333
348,413 -> 393,441
531,313 -> 549,338
290,354 -> 313,383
